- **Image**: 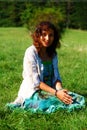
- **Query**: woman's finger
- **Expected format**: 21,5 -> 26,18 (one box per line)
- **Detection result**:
63,96 -> 73,104
64,93 -> 72,99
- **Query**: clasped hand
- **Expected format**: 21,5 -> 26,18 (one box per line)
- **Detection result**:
56,89 -> 73,104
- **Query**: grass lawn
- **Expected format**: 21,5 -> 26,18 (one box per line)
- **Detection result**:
0,27 -> 87,130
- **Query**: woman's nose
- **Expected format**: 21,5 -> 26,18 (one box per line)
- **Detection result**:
45,35 -> 49,41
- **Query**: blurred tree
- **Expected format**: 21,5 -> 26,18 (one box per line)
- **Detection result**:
70,2 -> 87,30
0,1 -> 87,30
0,1 -> 26,27
21,2 -> 65,34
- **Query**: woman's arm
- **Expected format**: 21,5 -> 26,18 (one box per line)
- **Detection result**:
39,80 -> 73,105
39,81 -> 73,104
55,81 -> 73,104
39,81 -> 56,95
23,47 -> 41,89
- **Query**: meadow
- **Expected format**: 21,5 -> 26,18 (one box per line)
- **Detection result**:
0,27 -> 87,130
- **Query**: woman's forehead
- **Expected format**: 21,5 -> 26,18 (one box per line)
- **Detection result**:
42,28 -> 54,33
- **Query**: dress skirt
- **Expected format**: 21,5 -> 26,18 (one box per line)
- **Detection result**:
7,90 -> 85,113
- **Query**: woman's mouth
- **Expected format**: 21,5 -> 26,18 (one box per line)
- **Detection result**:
45,41 -> 49,45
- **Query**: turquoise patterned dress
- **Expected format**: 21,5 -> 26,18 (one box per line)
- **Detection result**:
7,61 -> 85,113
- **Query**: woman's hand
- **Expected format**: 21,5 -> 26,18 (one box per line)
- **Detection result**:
56,89 -> 73,104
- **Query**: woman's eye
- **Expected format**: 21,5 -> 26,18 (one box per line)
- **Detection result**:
49,33 -> 54,37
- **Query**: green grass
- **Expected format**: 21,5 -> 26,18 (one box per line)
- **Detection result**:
0,28 -> 87,130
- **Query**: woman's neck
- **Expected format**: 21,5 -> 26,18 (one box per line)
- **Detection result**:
39,47 -> 52,61
41,47 -> 46,54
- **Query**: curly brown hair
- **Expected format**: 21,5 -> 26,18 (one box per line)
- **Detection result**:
32,21 -> 61,57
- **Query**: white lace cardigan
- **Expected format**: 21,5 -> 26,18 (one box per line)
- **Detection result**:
18,45 -> 61,100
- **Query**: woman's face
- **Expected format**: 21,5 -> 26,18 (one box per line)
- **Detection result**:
40,28 -> 54,47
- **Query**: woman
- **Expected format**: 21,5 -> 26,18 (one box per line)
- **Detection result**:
7,21 -> 85,113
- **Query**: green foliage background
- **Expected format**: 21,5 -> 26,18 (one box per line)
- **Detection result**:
0,1 -> 87,30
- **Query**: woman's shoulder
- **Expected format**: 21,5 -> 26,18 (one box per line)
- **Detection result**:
23,45 -> 38,61
26,45 -> 36,52
25,45 -> 37,55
